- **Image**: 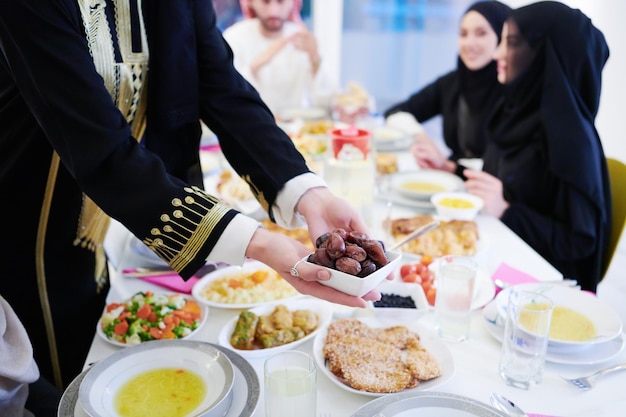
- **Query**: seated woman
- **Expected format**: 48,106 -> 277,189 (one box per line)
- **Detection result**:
464,1 -> 611,292
384,0 -> 510,176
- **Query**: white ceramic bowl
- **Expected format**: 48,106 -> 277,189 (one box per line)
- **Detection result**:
217,297 -> 333,359
431,192 -> 484,221
495,283 -> 623,351
79,340 -> 234,417
391,170 -> 463,201
304,250 -> 401,297
369,281 -> 429,321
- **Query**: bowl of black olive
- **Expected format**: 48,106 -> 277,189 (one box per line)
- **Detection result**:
370,281 -> 429,320
303,228 -> 401,297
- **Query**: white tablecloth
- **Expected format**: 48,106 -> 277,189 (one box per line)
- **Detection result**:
85,210 -> 625,417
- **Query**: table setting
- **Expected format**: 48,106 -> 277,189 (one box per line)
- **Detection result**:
70,132 -> 626,417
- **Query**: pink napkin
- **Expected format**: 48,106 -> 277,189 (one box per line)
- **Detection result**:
139,275 -> 199,294
491,262 -> 539,294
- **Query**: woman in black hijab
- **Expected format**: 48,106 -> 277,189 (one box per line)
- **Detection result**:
464,1 -> 611,292
384,0 -> 510,177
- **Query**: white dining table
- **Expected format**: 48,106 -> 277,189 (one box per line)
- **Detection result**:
79,160 -> 626,417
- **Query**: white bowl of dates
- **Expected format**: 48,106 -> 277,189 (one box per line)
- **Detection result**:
303,229 -> 401,297
370,281 -> 429,321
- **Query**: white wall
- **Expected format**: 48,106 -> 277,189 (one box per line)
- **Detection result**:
504,0 -> 626,164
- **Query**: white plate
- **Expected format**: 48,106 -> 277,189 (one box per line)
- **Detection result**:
372,126 -> 413,152
204,174 -> 263,216
58,343 -> 259,417
313,317 -> 455,397
96,294 -> 209,348
494,283 -> 623,351
79,341 -> 234,417
192,261 -> 302,309
217,297 -> 333,359
351,391 -> 508,417
391,171 -> 463,201
427,261 -> 496,311
482,300 -> 626,365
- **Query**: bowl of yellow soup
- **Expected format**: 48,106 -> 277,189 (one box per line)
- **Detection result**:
391,170 -> 463,201
495,283 -> 623,352
431,192 -> 484,221
80,340 -> 235,417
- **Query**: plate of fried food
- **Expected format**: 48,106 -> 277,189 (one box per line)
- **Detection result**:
192,261 -> 302,309
313,318 -> 454,397
217,297 -> 332,359
390,213 -> 486,258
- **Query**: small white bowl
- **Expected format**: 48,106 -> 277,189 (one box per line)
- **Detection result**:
304,250 -> 401,297
431,192 -> 484,221
370,281 -> 429,321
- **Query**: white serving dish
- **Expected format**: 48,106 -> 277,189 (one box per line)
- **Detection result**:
305,250 -> 401,297
313,317 -> 455,397
79,340 -> 234,417
217,297 -> 332,359
369,281 -> 429,321
192,261 -> 301,309
96,293 -> 208,348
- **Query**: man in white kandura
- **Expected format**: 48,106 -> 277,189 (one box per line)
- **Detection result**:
223,0 -> 336,115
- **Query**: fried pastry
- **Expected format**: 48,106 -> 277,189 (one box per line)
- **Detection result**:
405,337 -> 442,381
391,214 -> 479,257
323,336 -> 416,393
322,319 -> 440,393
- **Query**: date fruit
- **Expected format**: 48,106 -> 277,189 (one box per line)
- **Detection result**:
307,230 -> 389,278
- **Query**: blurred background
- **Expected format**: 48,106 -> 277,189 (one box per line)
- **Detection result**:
212,0 -> 625,164
211,0 -> 626,321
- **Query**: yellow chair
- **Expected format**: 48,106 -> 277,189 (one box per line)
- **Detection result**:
603,157 -> 626,278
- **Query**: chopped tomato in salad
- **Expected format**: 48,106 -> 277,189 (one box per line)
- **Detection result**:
100,291 -> 203,345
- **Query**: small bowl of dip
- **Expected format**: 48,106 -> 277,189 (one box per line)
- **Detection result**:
431,192 -> 484,221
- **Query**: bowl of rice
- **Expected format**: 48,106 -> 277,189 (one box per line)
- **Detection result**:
192,261 -> 301,309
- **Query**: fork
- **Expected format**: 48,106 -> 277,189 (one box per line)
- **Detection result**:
561,362 -> 626,390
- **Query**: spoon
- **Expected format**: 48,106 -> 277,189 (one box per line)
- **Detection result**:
489,393 -> 528,417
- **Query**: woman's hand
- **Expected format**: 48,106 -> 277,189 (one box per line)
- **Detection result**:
411,134 -> 454,172
245,227 -> 379,308
463,169 -> 509,218
296,187 -> 370,245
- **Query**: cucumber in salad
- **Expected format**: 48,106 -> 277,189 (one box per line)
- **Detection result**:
101,291 -> 203,345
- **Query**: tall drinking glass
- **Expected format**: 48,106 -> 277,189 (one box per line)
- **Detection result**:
264,351 -> 316,417
499,289 -> 554,390
434,255 -> 477,342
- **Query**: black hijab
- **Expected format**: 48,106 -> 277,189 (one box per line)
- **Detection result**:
457,1 -> 511,110
486,1 -> 611,289
455,1 -> 511,159
492,1 -> 610,209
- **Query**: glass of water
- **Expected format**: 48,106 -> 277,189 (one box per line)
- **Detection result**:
264,351 -> 316,417
434,255 -> 477,342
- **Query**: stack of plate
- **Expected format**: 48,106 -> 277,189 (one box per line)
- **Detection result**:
482,283 -> 625,365
57,341 -> 260,417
